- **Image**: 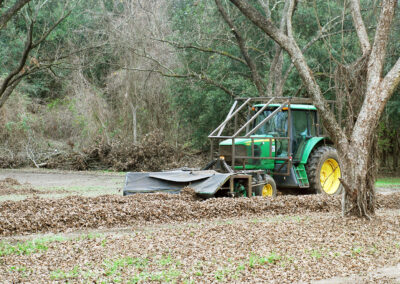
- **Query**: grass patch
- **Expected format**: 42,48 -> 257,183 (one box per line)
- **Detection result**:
376,177 -> 400,187
159,254 -> 174,266
0,236 -> 65,256
77,232 -> 104,240
249,252 -> 281,268
50,266 -> 80,280
214,268 -> 230,281
150,269 -> 181,282
352,246 -> 363,256
103,256 -> 148,277
9,266 -> 27,272
310,249 -> 323,259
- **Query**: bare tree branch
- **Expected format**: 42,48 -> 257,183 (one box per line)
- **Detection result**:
380,57 -> 400,96
282,22 -> 346,88
351,0 -> 399,142
31,10 -> 72,49
0,0 -> 31,30
365,0 -> 397,89
266,0 -> 290,96
153,38 -> 247,65
229,0 -> 347,146
0,3 -> 73,109
200,73 -> 237,98
215,0 -> 265,96
0,78 -> 23,108
126,47 -> 176,75
349,0 -> 371,55
0,20 -> 33,98
286,0 -> 296,39
258,0 -> 271,18
123,66 -> 236,98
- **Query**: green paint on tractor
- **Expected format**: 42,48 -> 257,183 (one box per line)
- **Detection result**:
219,135 -> 276,170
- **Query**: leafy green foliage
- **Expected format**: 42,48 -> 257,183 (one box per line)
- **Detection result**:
1,0 -> 399,166
168,0 -> 400,156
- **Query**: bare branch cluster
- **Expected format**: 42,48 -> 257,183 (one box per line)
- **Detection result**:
0,0 -> 73,108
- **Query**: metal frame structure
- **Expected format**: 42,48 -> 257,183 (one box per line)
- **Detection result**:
208,97 -> 315,176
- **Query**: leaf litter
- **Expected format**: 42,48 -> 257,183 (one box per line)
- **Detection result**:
1,211 -> 399,283
0,189 -> 399,236
0,184 -> 400,282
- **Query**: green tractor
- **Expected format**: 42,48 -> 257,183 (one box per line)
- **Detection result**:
124,97 -> 342,198
204,97 -> 342,197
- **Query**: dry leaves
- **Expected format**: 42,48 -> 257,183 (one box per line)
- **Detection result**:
1,211 -> 400,283
0,190 -> 399,236
0,178 -> 42,196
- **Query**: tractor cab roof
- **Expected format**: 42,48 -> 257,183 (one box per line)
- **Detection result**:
253,103 -> 317,111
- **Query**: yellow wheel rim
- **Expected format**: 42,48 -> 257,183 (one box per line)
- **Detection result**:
320,158 -> 341,194
262,184 -> 273,197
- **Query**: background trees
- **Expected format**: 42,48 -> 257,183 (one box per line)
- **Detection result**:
0,0 -> 399,205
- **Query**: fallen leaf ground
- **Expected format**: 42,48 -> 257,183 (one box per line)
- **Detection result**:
0,175 -> 400,283
1,211 -> 400,283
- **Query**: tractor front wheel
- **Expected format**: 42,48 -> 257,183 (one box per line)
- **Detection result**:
305,146 -> 342,195
254,176 -> 277,197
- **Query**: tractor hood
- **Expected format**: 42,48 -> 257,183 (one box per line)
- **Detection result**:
218,135 -> 276,171
219,135 -> 274,146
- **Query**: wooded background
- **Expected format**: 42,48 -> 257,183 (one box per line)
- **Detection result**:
0,0 -> 399,172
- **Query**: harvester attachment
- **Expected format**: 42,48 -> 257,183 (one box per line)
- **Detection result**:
123,157 -> 273,198
123,169 -> 236,197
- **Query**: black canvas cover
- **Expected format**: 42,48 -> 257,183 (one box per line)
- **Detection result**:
124,170 -> 233,196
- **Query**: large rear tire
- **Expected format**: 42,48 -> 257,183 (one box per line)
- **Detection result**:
305,146 -> 342,195
254,176 -> 277,197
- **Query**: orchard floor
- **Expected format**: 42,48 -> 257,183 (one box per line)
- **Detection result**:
0,169 -> 399,283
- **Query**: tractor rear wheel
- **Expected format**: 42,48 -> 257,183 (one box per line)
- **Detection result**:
305,146 -> 342,195
254,176 -> 277,197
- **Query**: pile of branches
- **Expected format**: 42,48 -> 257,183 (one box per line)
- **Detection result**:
0,155 -> 26,168
45,131 -> 180,171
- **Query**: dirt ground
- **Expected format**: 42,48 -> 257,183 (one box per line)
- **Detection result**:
0,168 -> 124,190
0,168 -> 124,201
0,169 -> 399,283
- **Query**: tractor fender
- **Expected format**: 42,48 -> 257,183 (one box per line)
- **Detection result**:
300,137 -> 332,164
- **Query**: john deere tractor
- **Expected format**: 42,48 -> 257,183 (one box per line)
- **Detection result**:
124,97 -> 342,198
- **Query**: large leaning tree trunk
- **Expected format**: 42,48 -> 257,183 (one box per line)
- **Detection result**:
229,0 -> 400,217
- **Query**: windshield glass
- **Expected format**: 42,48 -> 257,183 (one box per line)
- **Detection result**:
254,110 -> 288,136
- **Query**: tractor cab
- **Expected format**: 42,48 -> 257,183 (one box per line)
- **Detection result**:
252,104 -> 319,162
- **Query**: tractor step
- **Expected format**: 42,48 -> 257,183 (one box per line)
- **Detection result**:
294,164 -> 310,188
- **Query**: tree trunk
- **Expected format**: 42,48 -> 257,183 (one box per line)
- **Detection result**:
340,136 -> 377,218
